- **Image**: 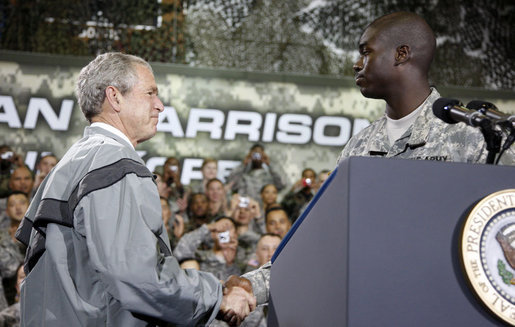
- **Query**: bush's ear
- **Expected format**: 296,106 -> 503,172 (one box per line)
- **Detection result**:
105,86 -> 121,112
395,45 -> 410,65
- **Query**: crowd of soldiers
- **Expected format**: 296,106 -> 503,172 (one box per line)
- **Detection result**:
0,143 -> 330,327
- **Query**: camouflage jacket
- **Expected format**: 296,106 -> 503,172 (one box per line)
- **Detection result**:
242,261 -> 271,305
227,163 -> 285,202
0,302 -> 20,327
195,250 -> 242,281
240,305 -> 267,327
0,199 -> 8,230
337,89 -> 513,165
173,224 -> 243,280
0,230 -> 23,312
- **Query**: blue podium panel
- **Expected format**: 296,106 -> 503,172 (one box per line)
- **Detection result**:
268,157 -> 515,327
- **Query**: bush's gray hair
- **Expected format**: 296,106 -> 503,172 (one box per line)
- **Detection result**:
75,52 -> 152,122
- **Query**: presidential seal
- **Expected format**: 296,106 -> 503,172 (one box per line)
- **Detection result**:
461,189 -> 515,325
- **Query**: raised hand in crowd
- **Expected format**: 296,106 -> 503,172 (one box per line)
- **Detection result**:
243,145 -> 269,167
0,147 -> 23,170
172,213 -> 185,240
289,168 -> 316,193
207,217 -> 235,238
175,192 -> 188,215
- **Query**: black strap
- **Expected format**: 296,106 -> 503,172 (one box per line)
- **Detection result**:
22,158 -> 170,273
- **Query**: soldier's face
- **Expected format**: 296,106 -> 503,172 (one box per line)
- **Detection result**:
202,162 -> 217,180
9,167 -> 33,194
190,194 -> 208,216
266,211 -> 291,238
7,193 -> 29,221
235,207 -> 252,225
353,26 -> 396,99
206,181 -> 224,202
38,156 -> 57,174
256,235 -> 281,266
261,184 -> 277,205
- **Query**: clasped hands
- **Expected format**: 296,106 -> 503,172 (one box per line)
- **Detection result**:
218,275 -> 256,326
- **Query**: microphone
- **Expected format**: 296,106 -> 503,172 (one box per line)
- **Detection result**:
466,101 -> 514,165
466,100 -> 515,129
432,97 -> 492,127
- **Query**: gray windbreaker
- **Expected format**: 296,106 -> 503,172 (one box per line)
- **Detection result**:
16,126 -> 222,326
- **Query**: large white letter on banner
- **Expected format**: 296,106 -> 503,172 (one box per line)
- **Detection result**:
24,98 -> 74,131
157,106 -> 185,137
224,110 -> 262,141
185,108 -> 224,139
313,116 -> 351,146
276,114 -> 312,144
0,95 -> 22,128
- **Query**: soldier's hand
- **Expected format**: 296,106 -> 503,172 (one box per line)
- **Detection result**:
218,276 -> 256,326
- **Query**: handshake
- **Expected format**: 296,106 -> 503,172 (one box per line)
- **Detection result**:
217,275 -> 257,326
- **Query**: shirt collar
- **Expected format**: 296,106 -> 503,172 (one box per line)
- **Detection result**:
90,122 -> 135,150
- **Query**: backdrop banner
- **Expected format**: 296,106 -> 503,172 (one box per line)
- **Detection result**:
1,51 -> 514,186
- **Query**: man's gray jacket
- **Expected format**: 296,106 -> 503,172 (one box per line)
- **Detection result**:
16,126 -> 222,326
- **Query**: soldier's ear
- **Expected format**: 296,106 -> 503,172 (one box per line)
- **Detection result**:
394,45 -> 410,65
105,86 -> 122,112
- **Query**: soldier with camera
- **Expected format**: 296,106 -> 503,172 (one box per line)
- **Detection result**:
226,144 -> 285,204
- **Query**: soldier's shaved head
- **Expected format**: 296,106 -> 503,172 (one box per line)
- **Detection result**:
366,11 -> 436,76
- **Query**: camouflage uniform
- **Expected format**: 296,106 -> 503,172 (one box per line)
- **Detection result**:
0,230 -> 23,312
0,198 -> 8,231
236,230 -> 261,273
0,302 -> 20,327
250,216 -> 266,236
173,224 -> 242,280
242,261 -> 271,305
240,306 -> 267,327
209,306 -> 267,327
242,89 -> 515,307
337,89 -> 514,165
226,164 -> 285,202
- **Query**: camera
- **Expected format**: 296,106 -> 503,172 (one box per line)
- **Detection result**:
302,178 -> 312,187
0,151 -> 14,172
238,196 -> 250,208
217,231 -> 230,244
251,152 -> 262,161
0,151 -> 13,160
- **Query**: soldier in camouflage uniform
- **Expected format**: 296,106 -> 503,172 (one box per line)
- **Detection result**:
335,87 -> 514,164
0,265 -> 24,327
239,234 -> 281,327
280,168 -> 316,223
226,144 -> 286,203
173,217 -> 243,280
0,302 -> 20,327
230,11 -> 515,314
0,229 -> 23,312
337,11 -> 513,165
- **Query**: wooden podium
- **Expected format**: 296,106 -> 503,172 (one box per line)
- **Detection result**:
268,157 -> 515,327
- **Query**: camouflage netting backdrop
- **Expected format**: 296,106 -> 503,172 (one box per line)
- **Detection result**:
0,0 -> 513,90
